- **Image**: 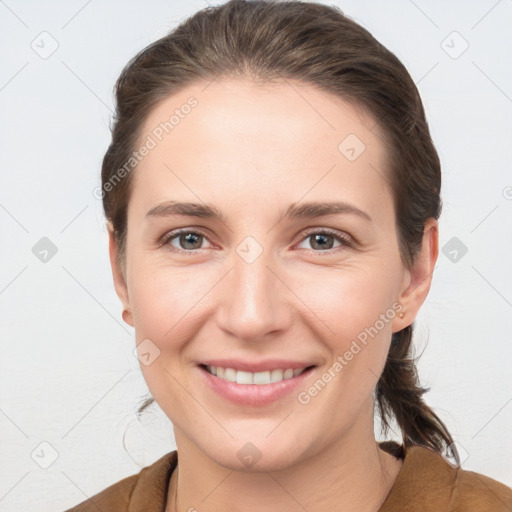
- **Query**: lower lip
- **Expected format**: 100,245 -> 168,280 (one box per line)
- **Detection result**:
196,365 -> 317,406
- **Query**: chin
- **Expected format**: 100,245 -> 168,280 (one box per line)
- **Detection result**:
200,436 -> 305,473
220,451 -> 300,473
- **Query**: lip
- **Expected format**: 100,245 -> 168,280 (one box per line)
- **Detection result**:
196,363 -> 317,407
198,358 -> 316,373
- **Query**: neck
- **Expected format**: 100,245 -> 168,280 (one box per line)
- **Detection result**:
166,407 -> 403,512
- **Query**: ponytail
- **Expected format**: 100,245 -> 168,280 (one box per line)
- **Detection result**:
376,325 -> 461,466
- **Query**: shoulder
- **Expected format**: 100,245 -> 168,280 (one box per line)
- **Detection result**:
379,442 -> 512,511
63,472 -> 139,512
451,465 -> 512,511
63,451 -> 178,512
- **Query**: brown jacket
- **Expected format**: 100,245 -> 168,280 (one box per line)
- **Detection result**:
64,441 -> 512,511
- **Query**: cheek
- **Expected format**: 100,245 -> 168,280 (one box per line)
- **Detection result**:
296,264 -> 399,338
297,270 -> 399,411
293,264 -> 400,399
127,263 -> 204,415
127,259 -> 194,347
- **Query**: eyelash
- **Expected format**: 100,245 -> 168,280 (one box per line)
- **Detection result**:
158,227 -> 354,255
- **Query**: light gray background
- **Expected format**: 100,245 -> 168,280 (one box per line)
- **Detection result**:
1,0 -> 511,510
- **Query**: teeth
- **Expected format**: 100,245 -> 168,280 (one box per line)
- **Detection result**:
236,370 -> 253,384
205,365 -> 308,385
224,368 -> 237,382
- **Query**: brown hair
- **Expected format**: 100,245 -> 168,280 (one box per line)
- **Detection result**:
101,0 -> 459,465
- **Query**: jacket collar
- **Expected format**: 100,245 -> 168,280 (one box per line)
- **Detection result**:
129,450 -> 178,511
127,442 -> 458,511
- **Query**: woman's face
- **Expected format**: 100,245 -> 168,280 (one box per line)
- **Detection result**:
110,78 -> 421,470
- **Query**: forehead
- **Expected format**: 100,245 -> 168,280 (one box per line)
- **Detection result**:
128,78 -> 392,221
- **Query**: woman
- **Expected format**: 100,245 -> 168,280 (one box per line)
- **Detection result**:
66,1 -> 512,510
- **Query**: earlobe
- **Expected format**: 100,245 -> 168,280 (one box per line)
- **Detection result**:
392,218 -> 439,333
107,221 -> 134,327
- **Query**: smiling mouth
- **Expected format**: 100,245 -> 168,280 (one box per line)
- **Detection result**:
198,364 -> 317,385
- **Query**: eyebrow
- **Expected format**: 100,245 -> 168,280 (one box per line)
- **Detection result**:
145,200 -> 372,223
145,201 -> 228,223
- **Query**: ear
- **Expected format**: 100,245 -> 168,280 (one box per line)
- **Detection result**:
392,218 -> 438,332
107,221 -> 134,327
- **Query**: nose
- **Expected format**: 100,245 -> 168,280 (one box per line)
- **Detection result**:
215,243 -> 293,342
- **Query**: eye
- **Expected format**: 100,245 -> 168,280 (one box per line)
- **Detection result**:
296,228 -> 353,253
160,229 -> 213,252
159,227 -> 353,254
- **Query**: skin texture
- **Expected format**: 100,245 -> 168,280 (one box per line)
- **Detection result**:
107,78 -> 438,512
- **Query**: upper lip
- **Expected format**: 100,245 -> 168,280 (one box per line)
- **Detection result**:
199,359 -> 317,373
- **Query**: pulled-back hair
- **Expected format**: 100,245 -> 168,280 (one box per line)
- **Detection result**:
101,0 -> 459,465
